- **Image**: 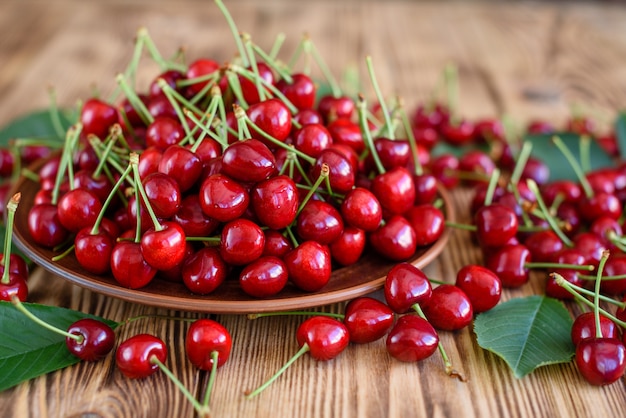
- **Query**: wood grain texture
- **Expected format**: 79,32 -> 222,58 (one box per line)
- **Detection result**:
0,1 -> 625,417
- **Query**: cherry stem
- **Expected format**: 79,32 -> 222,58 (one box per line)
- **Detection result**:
241,33 -> 268,102
365,56 -> 394,140
412,303 -> 464,381
116,73 -> 154,126
186,236 -> 221,245
185,108 -> 228,152
1,194 -> 20,284
509,141 -> 533,187
51,244 -> 76,262
296,164 -> 329,216
289,35 -> 341,97
483,168 -> 501,206
526,179 -> 574,247
90,162 -> 134,236
358,95 -> 385,175
444,64 -> 459,122
269,32 -> 286,60
214,0 -> 249,67
150,356 -> 206,414
246,343 -> 310,399
247,311 -> 344,320
594,251 -> 610,338
51,123 -> 82,205
551,273 -> 626,329
578,272 -> 626,281
47,87 -> 67,139
10,296 -> 82,343
224,68 -> 250,109
157,79 -> 202,137
285,226 -> 299,248
551,136 -> 593,199
130,153 -> 164,232
524,262 -> 594,271
137,28 -> 185,72
250,41 -> 292,83
231,65 -> 298,114
399,97 -> 423,176
579,135 -> 592,173
202,351 -> 220,409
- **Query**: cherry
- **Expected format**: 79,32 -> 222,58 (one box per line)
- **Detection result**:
340,187 -> 382,232
116,334 -> 167,379
578,192 -> 622,222
404,204 -> 445,247
239,256 -> 289,298
384,263 -> 432,314
311,149 -> 355,194
149,69 -> 185,99
185,58 -> 220,97
140,221 -> 187,271
371,167 -> 416,216
326,118 -> 364,154
28,203 -> 69,248
221,138 -> 276,183
294,108 -> 323,126
247,98 -> 292,145
599,254 -> 626,296
142,172 -> 181,218
524,230 -> 564,263
0,149 -> 15,178
458,150 -> 496,186
57,188 -> 103,233
369,215 -> 417,262
0,253 -> 29,279
575,338 -> 626,385
251,175 -> 299,230
343,297 -> 394,344
546,269 -> 583,300
199,173 -> 250,222
80,98 -> 119,139
317,95 -> 355,123
158,144 -> 203,192
262,230 -> 294,258
283,241 -> 332,292
386,314 -> 439,362
145,116 -> 184,150
66,318 -> 116,361
159,241 -> 195,283
0,274 -> 28,302
293,123 -> 332,158
138,146 -> 163,178
485,244 -> 531,288
247,316 -> 349,398
455,264 -> 502,313
148,95 -> 178,120
413,173 -> 438,205
474,203 -> 518,248
411,125 -> 439,150
276,73 -> 316,110
220,218 -> 265,266
571,312 -> 620,347
430,154 -> 459,189
329,226 -> 366,266
421,285 -> 473,331
296,200 -> 344,245
440,119 -> 476,146
370,138 -> 411,171
110,240 -> 157,289
412,103 -> 449,129
74,227 -> 115,275
520,157 -> 550,186
182,247 -> 228,295
72,170 -> 113,204
185,319 -> 232,370
238,62 -> 274,105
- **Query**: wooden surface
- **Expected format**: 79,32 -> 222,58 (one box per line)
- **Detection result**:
1,0 -> 626,417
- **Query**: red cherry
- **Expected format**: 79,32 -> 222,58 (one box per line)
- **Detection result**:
371,167 -> 416,216
386,314 -> 439,362
599,255 -> 626,296
296,200 -> 344,245
384,263 -> 432,314
238,62 -> 274,105
430,154 -> 459,189
140,221 -> 187,271
221,139 -> 276,183
474,203 -> 518,248
296,316 -> 350,361
0,273 -> 28,302
571,312 -> 620,347
185,58 -> 220,96
142,172 -> 181,218
173,194 -> 220,238
524,230 -> 564,263
455,264 -> 502,313
311,149 -> 355,194
199,173 -> 250,222
57,188 -> 103,233
110,241 -> 157,289
343,297 -> 394,344
158,144 -> 203,192
404,204 -> 445,247
182,247 -> 227,295
262,230 -> 293,258
413,173 -> 438,205
220,218 -> 265,266
575,338 -> 626,385
145,116 -> 184,150
317,95 -> 355,123
276,73 -> 316,110
340,187 -> 382,232
74,227 -> 115,275
486,244 -> 531,288
149,70 -> 185,100
326,118 -> 364,154
293,123 -> 332,158
185,319 -> 232,370
440,119 -> 476,146
116,334 -> 167,379
329,226 -> 366,266
0,253 -> 29,280
247,98 -> 292,144
80,98 -> 119,139
66,319 -> 115,361
28,204 -> 69,248
421,285 -> 473,331
239,256 -> 289,298
251,175 -> 299,230
369,215 -> 417,262
284,241 -> 332,292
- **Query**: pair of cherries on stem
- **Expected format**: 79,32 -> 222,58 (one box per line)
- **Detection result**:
116,318 -> 232,417
553,251 -> 626,385
0,193 -> 29,302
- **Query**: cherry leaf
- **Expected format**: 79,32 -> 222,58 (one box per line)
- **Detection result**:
0,301 -> 118,392
473,296 -> 575,378
524,132 -> 614,181
614,112 -> 626,159
0,108 -> 73,147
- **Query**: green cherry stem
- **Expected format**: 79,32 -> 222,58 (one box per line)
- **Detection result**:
579,135 -> 592,174
296,164 -> 329,216
269,32 -> 286,60
399,97 -> 423,176
47,87 -> 67,139
526,179 -> 574,247
149,356 -> 207,416
483,168 -> 501,207
251,41 -> 292,83
246,344 -> 310,399
201,351 -> 220,410
90,162 -> 133,236
116,73 -> 154,126
593,251 -> 609,338
241,33 -> 268,102
130,153 -> 163,233
51,123 -> 82,205
1,194 -> 20,284
357,95 -> 385,175
551,136 -> 594,199
509,141 -> 533,187
365,56 -> 394,140
10,295 -> 82,343
214,0 -> 249,67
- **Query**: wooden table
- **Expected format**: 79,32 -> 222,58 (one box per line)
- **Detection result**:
1,1 -> 625,417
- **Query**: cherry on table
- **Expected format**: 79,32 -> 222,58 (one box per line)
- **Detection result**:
384,262 -> 432,314
386,314 -> 439,362
571,312 -> 620,347
485,244 -> 531,288
343,297 -> 395,344
421,284 -> 473,331
116,334 -> 168,379
455,264 -> 502,313
66,318 -> 116,362
404,204 -> 445,247
186,319 -> 232,370
575,338 -> 626,386
110,240 -> 157,289
474,203 -> 518,249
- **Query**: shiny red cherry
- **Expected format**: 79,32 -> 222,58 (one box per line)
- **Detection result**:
185,319 -> 232,370
116,334 -> 167,379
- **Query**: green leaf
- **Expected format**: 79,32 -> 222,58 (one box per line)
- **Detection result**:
0,109 -> 73,147
524,132 -> 614,181
0,301 -> 118,392
614,113 -> 626,159
473,296 -> 575,378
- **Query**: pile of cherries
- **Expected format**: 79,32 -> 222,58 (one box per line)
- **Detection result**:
0,0 -> 625,397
